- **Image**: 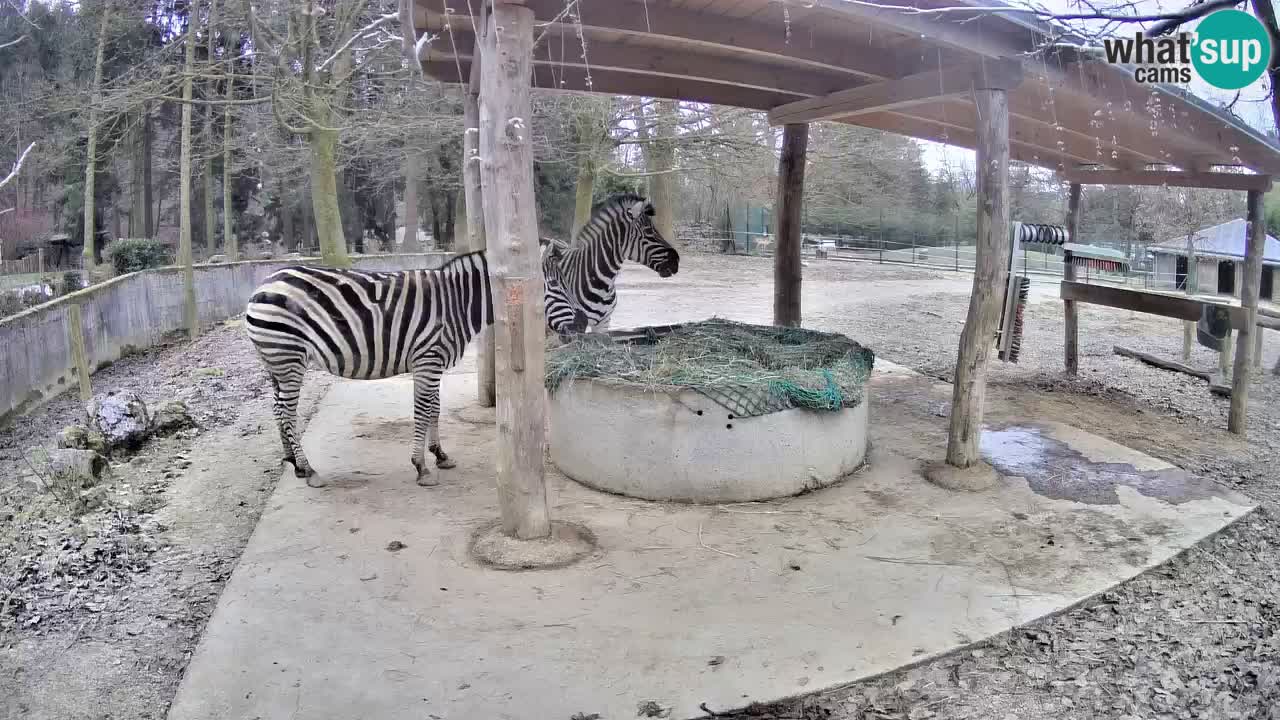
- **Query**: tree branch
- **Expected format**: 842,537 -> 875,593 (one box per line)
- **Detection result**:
0,142 -> 34,192
0,35 -> 27,51
318,12 -> 399,72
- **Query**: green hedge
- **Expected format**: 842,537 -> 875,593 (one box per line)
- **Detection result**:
106,238 -> 172,274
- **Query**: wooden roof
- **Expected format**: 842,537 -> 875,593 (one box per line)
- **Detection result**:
415,0 -> 1280,176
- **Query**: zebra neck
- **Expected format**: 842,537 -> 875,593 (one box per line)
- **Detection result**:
564,234 -> 625,279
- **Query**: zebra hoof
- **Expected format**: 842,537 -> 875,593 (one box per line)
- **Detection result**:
416,471 -> 439,487
435,457 -> 457,470
305,474 -> 328,488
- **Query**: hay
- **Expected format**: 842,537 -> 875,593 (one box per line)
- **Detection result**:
545,319 -> 875,418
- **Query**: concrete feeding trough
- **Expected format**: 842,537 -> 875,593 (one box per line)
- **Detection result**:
545,320 -> 874,503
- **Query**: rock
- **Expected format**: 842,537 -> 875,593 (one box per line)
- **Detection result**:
57,425 -> 107,454
257,250 -> 275,260
42,449 -> 110,488
86,391 -> 152,453
152,400 -> 195,435
207,254 -> 227,264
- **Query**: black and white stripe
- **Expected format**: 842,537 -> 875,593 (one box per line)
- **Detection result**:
245,251 -> 585,487
541,193 -> 679,333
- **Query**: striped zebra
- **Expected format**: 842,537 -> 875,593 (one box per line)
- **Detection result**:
244,252 -> 586,488
540,193 -> 679,333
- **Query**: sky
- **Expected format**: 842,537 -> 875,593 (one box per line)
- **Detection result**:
916,0 -> 1277,175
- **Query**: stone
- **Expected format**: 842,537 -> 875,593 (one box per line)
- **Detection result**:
208,254 -> 228,264
57,425 -> 108,454
152,400 -> 195,435
86,391 -> 152,453
42,448 -> 110,488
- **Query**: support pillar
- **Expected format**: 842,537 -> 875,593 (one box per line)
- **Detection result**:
945,86 -> 1012,468
1063,182 -> 1081,375
478,1 -> 550,539
1229,188 -> 1267,434
773,123 -> 807,327
466,3 -> 495,408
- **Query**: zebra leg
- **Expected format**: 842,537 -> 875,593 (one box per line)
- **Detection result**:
410,364 -> 451,486
268,358 -> 321,486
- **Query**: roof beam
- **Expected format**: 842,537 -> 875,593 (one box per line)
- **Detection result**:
851,110 -> 1082,170
432,26 -> 861,99
767,60 -> 1022,126
422,59 -> 806,110
419,0 -> 924,82
1057,169 -> 1273,191
804,0 -> 1031,58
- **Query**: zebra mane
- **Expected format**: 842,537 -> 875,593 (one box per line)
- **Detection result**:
560,193 -> 653,249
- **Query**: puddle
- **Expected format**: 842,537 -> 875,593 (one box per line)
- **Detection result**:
980,425 -> 1227,506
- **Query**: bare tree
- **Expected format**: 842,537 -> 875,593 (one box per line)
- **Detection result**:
82,1 -> 112,269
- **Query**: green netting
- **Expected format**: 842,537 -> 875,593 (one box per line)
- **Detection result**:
545,319 -> 876,418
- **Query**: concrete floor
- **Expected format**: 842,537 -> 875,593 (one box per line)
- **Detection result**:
166,352 -> 1253,720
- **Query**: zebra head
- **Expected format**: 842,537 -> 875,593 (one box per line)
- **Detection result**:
542,245 -> 589,336
617,196 -> 680,278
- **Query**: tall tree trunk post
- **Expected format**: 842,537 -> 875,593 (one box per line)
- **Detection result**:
1183,231 -> 1198,360
465,7 -> 495,408
1063,183 -> 1081,374
402,154 -> 420,252
223,75 -> 236,260
649,100 -> 679,242
144,105 -> 154,237
478,1 -> 550,540
945,84 -> 1014,469
178,11 -> 199,340
203,0 -> 220,257
82,2 -> 111,270
1229,189 -> 1267,434
773,123 -> 807,328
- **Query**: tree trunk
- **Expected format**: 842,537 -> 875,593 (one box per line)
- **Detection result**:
1064,183 -> 1081,374
282,202 -> 295,252
1229,190 -> 1266,433
82,2 -> 111,269
178,10 -> 199,339
946,88 -> 1010,469
463,9 -> 495,407
143,105 -> 154,237
223,76 -> 236,259
203,0 -> 220,257
648,100 -> 679,242
479,1 -> 550,539
309,125 -> 350,267
773,123 -> 807,328
130,110 -> 147,237
401,154 -> 420,252
444,192 -> 456,248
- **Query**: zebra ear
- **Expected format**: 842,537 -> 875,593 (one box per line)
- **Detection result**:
629,200 -> 650,220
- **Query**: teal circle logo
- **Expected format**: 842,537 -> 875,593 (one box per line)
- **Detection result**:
1192,9 -> 1273,90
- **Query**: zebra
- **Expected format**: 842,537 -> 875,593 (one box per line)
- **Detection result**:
540,193 -> 679,333
244,251 -> 587,488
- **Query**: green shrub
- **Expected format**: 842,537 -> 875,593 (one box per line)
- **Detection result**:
106,238 -> 172,274
60,271 -> 84,296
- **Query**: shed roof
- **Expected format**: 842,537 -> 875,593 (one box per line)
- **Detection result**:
416,0 -> 1280,175
1063,242 -> 1127,263
1149,218 -> 1280,262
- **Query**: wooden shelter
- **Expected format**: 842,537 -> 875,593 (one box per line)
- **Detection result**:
411,0 -> 1280,538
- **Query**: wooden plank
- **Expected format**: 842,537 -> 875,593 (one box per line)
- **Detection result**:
851,111 -> 1084,170
423,60 -> 804,111
1229,190 -> 1266,434
66,303 -> 92,403
1113,345 -> 1210,381
1060,281 -> 1252,327
464,5 -> 495,409
767,61 -> 1021,125
1063,183 -> 1081,375
773,123 -> 807,327
477,2 -> 551,540
946,87 -> 1010,469
437,28 -> 857,98
1057,169 -> 1274,192
423,0 -> 919,81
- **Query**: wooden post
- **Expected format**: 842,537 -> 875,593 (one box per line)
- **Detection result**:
773,123 -> 807,327
478,1 -> 551,540
466,2 -> 495,408
1229,188 -> 1267,433
1063,182 -> 1081,375
946,86 -> 1012,468
67,304 -> 92,403
37,247 -> 45,278
1254,329 -> 1264,371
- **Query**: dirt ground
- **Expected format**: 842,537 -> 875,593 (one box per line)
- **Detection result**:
3,253 -> 1279,720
